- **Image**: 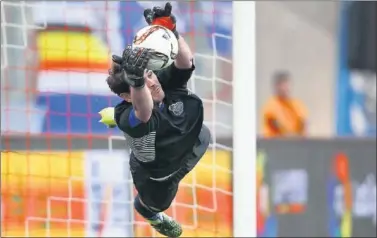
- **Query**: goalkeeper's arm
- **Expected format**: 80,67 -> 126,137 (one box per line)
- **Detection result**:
98,85 -> 153,127
174,36 -> 193,69
130,84 -> 154,123
155,36 -> 195,89
144,2 -> 193,70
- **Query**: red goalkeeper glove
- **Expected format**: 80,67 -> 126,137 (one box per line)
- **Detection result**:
143,2 -> 179,39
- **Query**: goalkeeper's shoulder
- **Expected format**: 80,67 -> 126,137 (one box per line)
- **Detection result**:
113,101 -> 133,130
113,101 -> 160,138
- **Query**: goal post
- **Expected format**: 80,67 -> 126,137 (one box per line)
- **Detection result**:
232,2 -> 257,237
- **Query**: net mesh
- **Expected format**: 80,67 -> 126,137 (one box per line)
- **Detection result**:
1,1 -> 233,237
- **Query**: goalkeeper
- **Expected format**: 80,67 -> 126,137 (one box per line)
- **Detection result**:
102,3 -> 210,237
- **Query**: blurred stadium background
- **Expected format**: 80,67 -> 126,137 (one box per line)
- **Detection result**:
1,1 -> 375,237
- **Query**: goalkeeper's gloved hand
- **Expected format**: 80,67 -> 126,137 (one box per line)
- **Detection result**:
98,107 -> 117,128
143,2 -> 179,39
113,45 -> 150,89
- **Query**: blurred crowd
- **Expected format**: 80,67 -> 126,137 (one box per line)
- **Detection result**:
1,1 -> 376,138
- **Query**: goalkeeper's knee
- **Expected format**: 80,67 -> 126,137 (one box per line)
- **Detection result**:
134,195 -> 164,219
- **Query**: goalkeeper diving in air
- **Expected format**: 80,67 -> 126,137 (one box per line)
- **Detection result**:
99,2 -> 211,237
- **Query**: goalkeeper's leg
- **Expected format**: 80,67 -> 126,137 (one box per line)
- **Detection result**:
131,125 -> 210,237
131,165 -> 184,237
134,193 -> 182,237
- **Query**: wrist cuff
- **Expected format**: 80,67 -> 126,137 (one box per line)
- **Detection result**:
132,80 -> 145,89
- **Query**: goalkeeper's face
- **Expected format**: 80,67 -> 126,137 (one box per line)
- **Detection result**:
145,70 -> 165,103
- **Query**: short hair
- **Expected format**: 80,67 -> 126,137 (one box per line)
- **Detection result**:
273,70 -> 290,85
106,64 -> 130,95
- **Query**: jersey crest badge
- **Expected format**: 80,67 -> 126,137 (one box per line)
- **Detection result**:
168,101 -> 184,116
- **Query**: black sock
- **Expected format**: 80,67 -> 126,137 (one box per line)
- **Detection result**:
134,195 -> 158,219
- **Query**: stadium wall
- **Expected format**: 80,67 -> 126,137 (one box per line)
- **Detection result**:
256,1 -> 339,137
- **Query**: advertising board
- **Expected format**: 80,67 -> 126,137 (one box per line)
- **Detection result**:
1,149 -> 232,237
0,150 -> 133,237
257,138 -> 376,237
1,137 -> 375,237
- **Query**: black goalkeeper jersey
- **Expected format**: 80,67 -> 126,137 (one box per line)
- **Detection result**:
115,62 -> 206,177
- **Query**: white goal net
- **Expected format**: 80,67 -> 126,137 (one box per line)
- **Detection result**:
1,1 -> 242,237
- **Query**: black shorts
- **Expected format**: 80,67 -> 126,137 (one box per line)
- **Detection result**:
130,125 -> 211,212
